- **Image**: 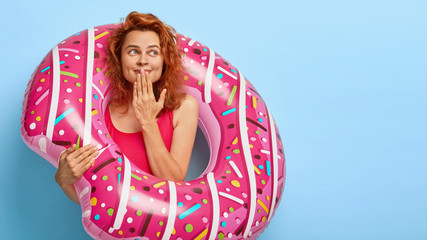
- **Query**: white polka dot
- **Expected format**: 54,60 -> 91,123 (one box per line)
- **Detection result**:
158,189 -> 164,194
184,48 -> 188,52
92,175 -> 97,180
242,192 -> 248,198
226,188 -> 230,192
218,85 -> 223,89
59,130 -> 65,135
101,203 -> 105,207
29,122 -> 36,130
262,138 -> 267,142
150,198 -> 154,202
96,43 -> 103,48
127,217 -> 133,223
66,88 -> 72,93
161,208 -> 166,214
98,129 -> 103,134
223,212 -> 228,218
107,186 -> 113,191
61,41 -> 66,44
64,54 -> 69,57
75,55 -> 81,60
185,182 -> 191,186
64,99 -> 70,104
228,233 -> 233,238
36,86 -> 42,92
255,221 -> 259,226
202,217 -> 208,223
247,91 -> 252,96
224,82 -> 229,87
250,137 -> 256,141
259,112 -> 264,116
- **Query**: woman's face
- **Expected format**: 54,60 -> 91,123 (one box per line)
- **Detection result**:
120,30 -> 164,84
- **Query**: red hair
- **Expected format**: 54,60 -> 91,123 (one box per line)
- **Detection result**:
106,11 -> 184,113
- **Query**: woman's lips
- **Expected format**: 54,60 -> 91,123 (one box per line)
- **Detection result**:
134,70 -> 151,75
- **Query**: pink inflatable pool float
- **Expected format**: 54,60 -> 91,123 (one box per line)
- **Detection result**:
21,24 -> 286,239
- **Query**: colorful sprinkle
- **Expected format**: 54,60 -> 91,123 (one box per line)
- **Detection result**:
179,204 -> 201,219
227,86 -> 238,106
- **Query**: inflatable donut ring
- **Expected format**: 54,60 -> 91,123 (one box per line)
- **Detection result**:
21,24 -> 286,240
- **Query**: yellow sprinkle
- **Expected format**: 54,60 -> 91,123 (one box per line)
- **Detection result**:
40,78 -> 45,82
231,180 -> 240,188
232,137 -> 238,145
36,116 -> 41,121
172,227 -> 176,235
257,199 -> 269,214
253,165 -> 261,175
143,176 -> 148,179
79,98 -> 83,103
250,144 -> 253,148
184,75 -> 189,80
253,96 -> 257,108
91,109 -> 98,116
130,186 -> 135,191
154,181 -> 166,188
90,197 -> 97,206
99,80 -> 103,85
177,182 -> 182,185
118,230 -> 123,235
266,195 -> 270,201
156,232 -> 161,237
262,216 -> 266,222
194,228 -> 209,240
94,31 -> 109,40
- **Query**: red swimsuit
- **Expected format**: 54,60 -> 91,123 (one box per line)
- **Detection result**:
105,107 -> 174,174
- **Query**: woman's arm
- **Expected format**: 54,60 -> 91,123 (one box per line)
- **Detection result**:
55,144 -> 99,204
142,95 -> 198,181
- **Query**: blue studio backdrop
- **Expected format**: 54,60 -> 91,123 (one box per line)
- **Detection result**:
1,0 -> 426,239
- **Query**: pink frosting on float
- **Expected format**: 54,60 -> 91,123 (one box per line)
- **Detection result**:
21,24 -> 286,240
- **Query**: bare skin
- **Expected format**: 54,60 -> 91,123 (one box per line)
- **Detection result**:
55,30 -> 198,204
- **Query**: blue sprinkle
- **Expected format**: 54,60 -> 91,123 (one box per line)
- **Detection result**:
178,202 -> 183,207
221,221 -> 227,227
266,160 -> 271,176
217,73 -> 223,79
131,195 -> 139,202
74,32 -> 81,36
226,156 -> 231,160
94,214 -> 100,220
94,94 -> 99,100
59,61 -> 65,65
259,165 -> 264,170
40,66 -> 50,73
222,108 -> 236,116
203,48 -> 208,51
231,69 -> 237,73
217,180 -> 222,183
117,158 -> 122,162
258,118 -> 263,122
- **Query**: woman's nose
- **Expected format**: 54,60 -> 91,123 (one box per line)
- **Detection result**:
137,54 -> 148,66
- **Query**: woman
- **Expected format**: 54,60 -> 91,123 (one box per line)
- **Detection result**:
55,12 -> 199,204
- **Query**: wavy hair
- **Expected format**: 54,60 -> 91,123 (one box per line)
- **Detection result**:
105,11 -> 184,113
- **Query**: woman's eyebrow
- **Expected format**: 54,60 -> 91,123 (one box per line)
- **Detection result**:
125,44 -> 140,49
147,44 -> 161,49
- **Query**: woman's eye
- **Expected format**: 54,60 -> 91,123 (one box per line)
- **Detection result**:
149,50 -> 158,56
129,49 -> 138,55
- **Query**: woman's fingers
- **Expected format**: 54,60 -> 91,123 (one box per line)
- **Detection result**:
158,89 -> 167,107
145,71 -> 155,97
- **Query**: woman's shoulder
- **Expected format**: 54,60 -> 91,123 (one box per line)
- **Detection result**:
172,94 -> 199,127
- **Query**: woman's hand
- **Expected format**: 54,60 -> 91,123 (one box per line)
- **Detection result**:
132,72 -> 167,127
55,144 -> 99,187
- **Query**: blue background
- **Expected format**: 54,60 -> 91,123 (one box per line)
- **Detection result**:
1,0 -> 426,239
